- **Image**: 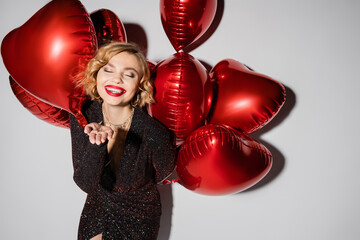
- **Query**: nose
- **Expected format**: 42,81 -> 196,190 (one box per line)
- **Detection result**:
113,74 -> 123,84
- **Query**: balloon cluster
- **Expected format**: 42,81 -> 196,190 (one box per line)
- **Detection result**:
1,0 -> 286,196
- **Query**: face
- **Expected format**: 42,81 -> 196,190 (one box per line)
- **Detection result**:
96,51 -> 142,107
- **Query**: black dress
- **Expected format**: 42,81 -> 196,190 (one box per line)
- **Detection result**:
69,100 -> 176,240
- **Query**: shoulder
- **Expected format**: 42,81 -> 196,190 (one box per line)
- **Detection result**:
81,99 -> 103,124
134,107 -> 174,144
69,99 -> 102,130
135,107 -> 170,133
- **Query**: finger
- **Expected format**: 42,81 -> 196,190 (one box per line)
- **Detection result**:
95,132 -> 103,145
105,129 -> 114,140
100,132 -> 108,143
97,126 -> 114,140
84,125 -> 92,135
84,123 -> 100,135
89,132 -> 97,144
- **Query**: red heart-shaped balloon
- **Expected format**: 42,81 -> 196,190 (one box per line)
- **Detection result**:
160,0 -> 217,51
208,59 -> 286,133
148,52 -> 213,145
176,124 -> 273,195
90,8 -> 127,47
9,77 -> 70,129
1,0 -> 97,127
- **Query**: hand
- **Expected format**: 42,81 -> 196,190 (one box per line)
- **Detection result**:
84,122 -> 114,145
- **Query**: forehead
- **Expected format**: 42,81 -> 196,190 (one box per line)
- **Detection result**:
107,51 -> 141,71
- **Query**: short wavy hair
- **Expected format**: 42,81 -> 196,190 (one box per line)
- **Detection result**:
79,41 -> 154,107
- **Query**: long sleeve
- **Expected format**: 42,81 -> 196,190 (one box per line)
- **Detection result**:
151,126 -> 177,183
69,113 -> 108,193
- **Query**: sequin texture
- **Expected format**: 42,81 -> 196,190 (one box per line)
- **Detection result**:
69,100 -> 176,240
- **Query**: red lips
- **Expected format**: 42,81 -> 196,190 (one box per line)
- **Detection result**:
104,85 -> 126,97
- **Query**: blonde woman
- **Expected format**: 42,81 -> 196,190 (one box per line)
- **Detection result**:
69,42 -> 176,240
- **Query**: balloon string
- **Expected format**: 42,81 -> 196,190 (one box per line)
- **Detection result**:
162,178 -> 179,185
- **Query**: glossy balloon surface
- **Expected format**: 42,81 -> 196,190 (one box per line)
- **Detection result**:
176,124 -> 273,195
1,0 -> 97,127
90,8 -> 127,46
148,52 -> 212,145
147,59 -> 157,75
9,77 -> 70,129
160,0 -> 217,51
209,59 -> 286,133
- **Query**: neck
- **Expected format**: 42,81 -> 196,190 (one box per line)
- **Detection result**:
103,103 -> 133,126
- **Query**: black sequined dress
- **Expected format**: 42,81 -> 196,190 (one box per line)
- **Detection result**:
69,100 -> 176,240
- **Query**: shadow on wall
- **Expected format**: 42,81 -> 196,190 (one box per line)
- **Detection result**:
124,0 -> 224,55
183,0 -> 224,53
245,85 -> 296,192
123,0 -> 292,238
123,19 -> 177,240
198,60 -> 296,194
123,23 -> 149,56
157,176 -> 176,240
122,22 -> 175,240
155,85 -> 295,240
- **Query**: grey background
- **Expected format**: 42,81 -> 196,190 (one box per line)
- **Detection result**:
1,0 -> 359,239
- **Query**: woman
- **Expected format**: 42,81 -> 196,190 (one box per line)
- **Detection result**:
69,42 -> 176,240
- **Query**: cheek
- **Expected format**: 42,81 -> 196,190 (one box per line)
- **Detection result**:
96,80 -> 103,93
128,80 -> 140,92
96,72 -> 105,84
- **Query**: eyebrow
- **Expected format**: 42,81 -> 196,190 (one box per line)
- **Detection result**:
105,63 -> 139,75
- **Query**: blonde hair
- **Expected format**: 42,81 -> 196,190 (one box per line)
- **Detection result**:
79,42 -> 154,107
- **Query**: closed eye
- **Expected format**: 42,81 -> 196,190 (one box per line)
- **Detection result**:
126,73 -> 135,78
123,71 -> 137,79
